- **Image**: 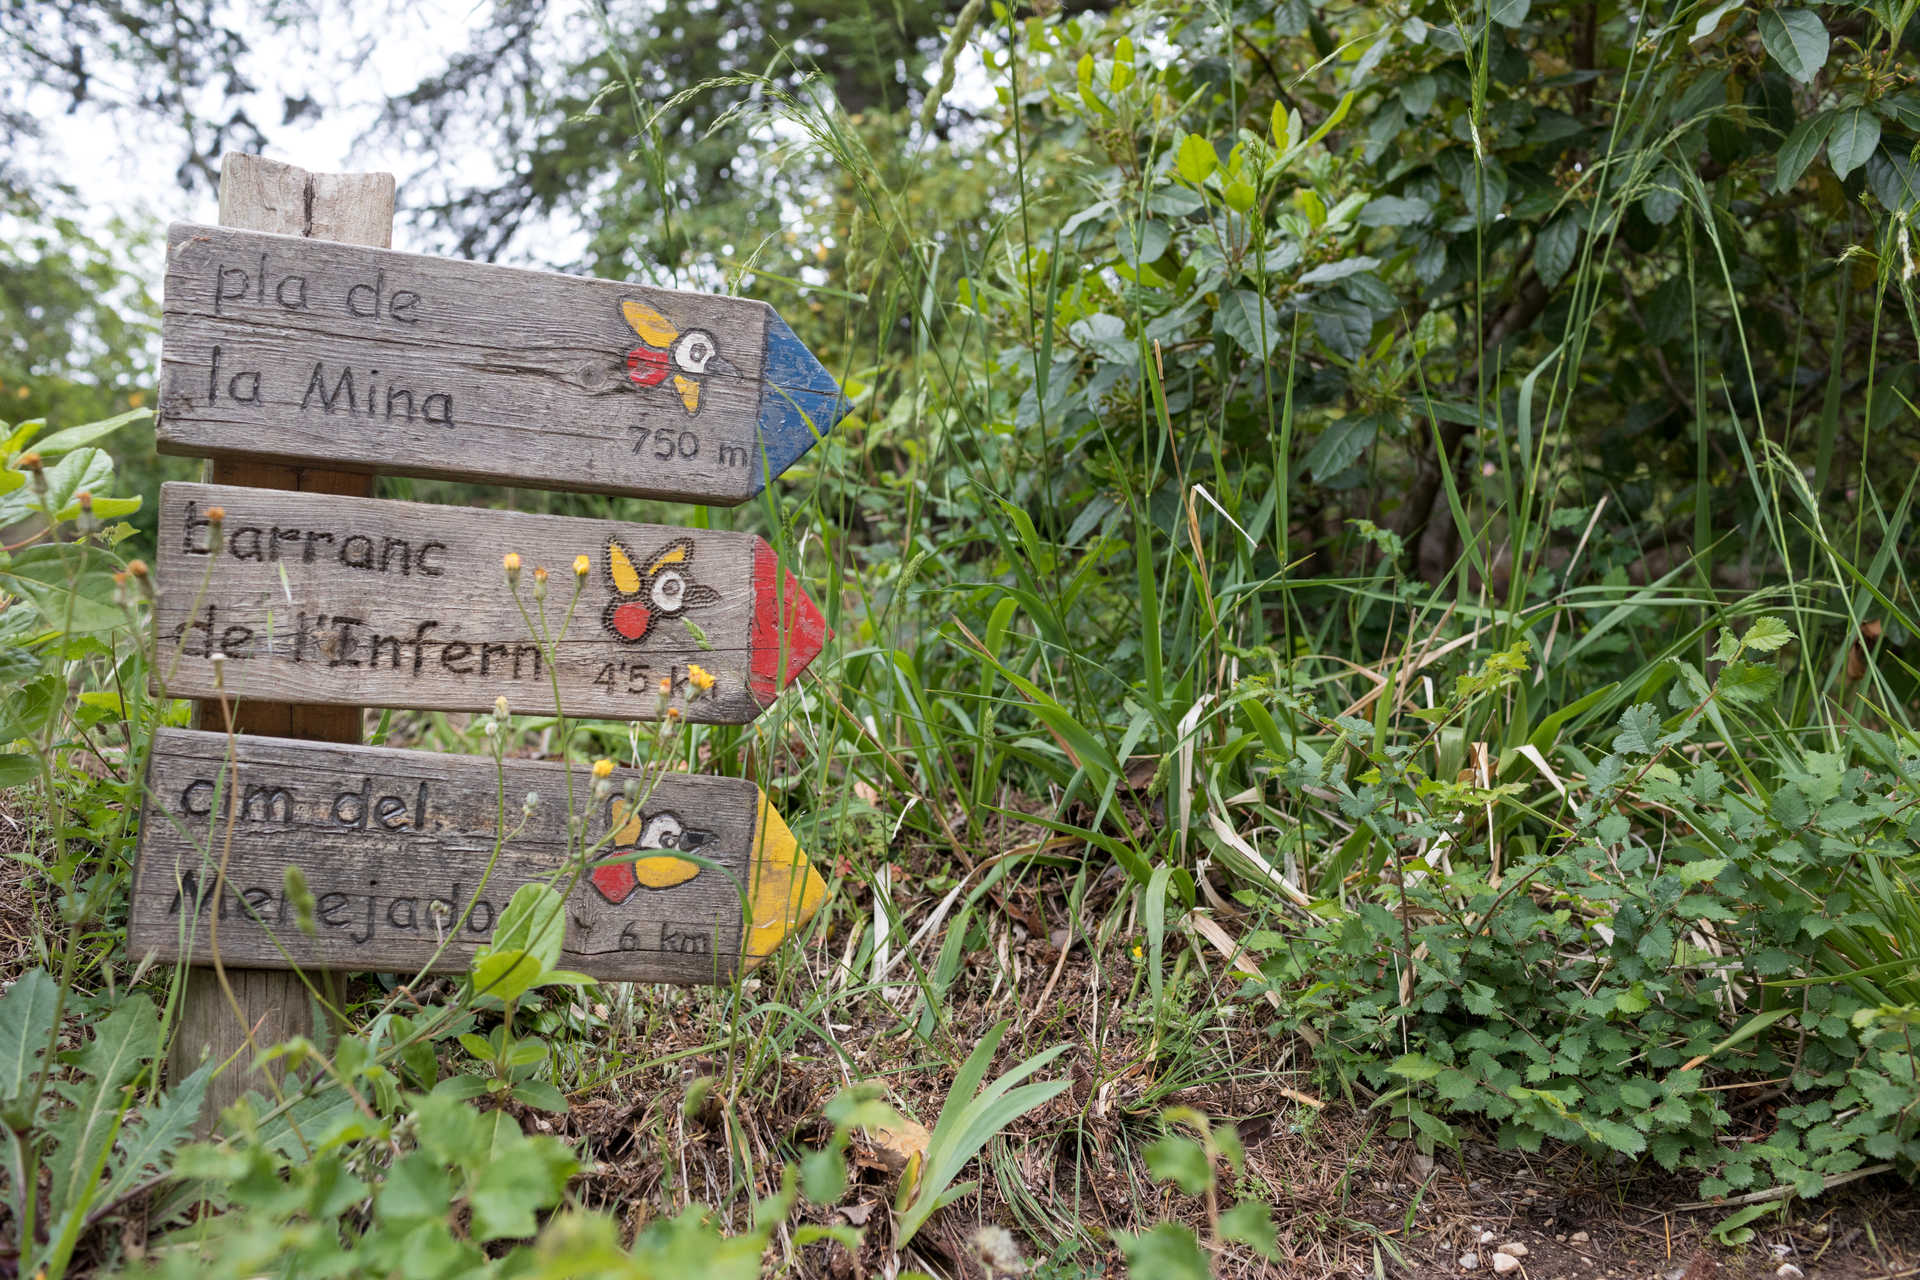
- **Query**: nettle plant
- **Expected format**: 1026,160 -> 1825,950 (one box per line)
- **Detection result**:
1256,619 -> 1920,1213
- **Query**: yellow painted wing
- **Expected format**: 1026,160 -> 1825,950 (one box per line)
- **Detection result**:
673,374 -> 702,414
608,798 -> 643,845
622,300 -> 678,347
644,538 -> 692,575
632,855 -> 701,889
607,540 -> 642,595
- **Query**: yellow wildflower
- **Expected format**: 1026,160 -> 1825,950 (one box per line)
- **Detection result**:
591,758 -> 614,780
573,554 -> 590,578
687,663 -> 716,692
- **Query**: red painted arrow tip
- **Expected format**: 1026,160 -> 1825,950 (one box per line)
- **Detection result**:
749,539 -> 829,703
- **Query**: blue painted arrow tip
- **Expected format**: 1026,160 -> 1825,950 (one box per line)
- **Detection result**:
753,311 -> 849,494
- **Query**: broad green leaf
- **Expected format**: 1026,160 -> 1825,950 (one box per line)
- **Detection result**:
1070,312 -> 1135,366
1174,133 -> 1217,183
1144,1134 -> 1212,1194
469,1135 -> 577,1241
1,419 -> 46,458
44,448 -> 114,516
1118,219 -> 1169,267
1828,108 -> 1880,180
56,493 -> 141,523
1534,213 -> 1580,287
378,1151 -> 456,1226
1691,0 -> 1744,41
1298,255 -> 1380,286
1358,194 -> 1431,226
1117,1224 -> 1210,1280
489,882 -> 565,974
1866,151 -> 1920,212
1758,8 -> 1827,83
510,1079 -> 569,1112
1773,111 -> 1837,193
0,967 -> 57,1103
29,408 -> 153,458
1490,0 -> 1530,27
470,949 -> 544,1005
1219,1200 -> 1281,1259
1216,290 -> 1281,358
1302,414 -> 1377,482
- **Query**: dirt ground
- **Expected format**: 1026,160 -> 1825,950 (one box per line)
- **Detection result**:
4,786 -> 1919,1278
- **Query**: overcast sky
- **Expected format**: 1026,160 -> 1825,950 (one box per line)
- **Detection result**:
32,0 -> 572,263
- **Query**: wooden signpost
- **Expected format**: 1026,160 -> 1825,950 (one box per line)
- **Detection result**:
141,155 -> 838,1128
157,222 -> 848,503
154,482 -> 828,721
131,729 -> 824,984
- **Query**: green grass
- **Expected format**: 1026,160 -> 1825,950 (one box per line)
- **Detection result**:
4,0 -> 1920,1275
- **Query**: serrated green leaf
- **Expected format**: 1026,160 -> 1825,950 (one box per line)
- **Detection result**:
1742,616 -> 1794,652
47,996 -> 159,1223
375,1151 -> 454,1226
1612,703 -> 1663,755
1117,1224 -> 1210,1280
468,1135 -> 576,1241
1677,858 -> 1728,884
1220,1200 -> 1280,1259
1144,1134 -> 1213,1194
0,968 -> 57,1104
1388,1052 -> 1444,1081
1716,660 -> 1781,705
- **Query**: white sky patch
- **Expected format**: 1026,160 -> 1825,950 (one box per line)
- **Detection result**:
21,0 -> 581,273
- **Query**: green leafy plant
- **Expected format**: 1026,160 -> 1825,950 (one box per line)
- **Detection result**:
894,1019 -> 1071,1247
1,972 -> 208,1280
1119,1107 -> 1283,1279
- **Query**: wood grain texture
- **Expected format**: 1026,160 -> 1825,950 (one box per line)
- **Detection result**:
153,482 -> 828,723
171,153 -> 395,1134
131,729 -> 826,983
156,221 -> 816,504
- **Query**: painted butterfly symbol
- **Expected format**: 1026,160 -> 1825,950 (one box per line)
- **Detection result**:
588,800 -> 714,905
622,300 -> 732,414
602,536 -> 722,644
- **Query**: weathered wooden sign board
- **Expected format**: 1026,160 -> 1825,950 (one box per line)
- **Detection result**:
131,729 -> 825,984
153,481 -> 827,723
156,222 -> 849,504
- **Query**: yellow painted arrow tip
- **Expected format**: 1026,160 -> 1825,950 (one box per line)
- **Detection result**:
741,792 -> 827,968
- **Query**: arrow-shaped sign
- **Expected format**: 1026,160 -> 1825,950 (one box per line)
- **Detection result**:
153,482 -> 828,723
156,223 -> 848,504
130,728 -> 827,983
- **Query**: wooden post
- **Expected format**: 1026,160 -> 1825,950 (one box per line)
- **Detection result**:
169,153 -> 395,1132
